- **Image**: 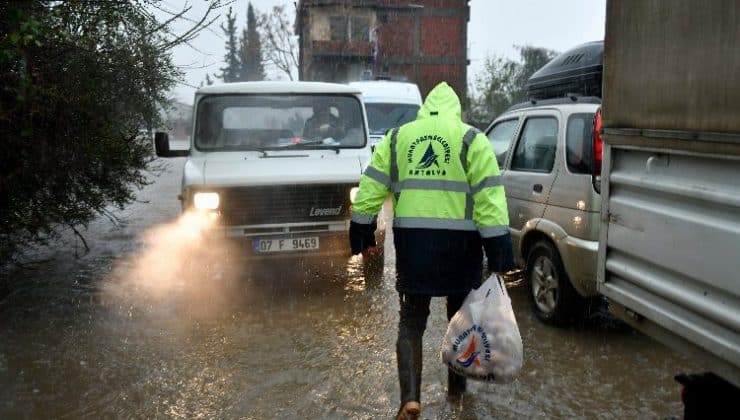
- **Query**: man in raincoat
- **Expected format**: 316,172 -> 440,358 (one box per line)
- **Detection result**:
349,81 -> 514,419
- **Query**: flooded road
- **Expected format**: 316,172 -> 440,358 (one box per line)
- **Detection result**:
1,159 -> 700,419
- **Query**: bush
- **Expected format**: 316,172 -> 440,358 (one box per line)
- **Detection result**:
0,1 -> 197,262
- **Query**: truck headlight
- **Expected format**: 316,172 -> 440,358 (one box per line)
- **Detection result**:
350,187 -> 359,203
193,192 -> 220,210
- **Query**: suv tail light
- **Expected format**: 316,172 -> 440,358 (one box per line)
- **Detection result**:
593,107 -> 603,176
592,107 -> 603,193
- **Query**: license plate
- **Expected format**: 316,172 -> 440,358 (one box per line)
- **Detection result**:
253,237 -> 319,253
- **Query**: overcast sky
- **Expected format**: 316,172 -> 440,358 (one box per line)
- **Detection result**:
160,0 -> 606,102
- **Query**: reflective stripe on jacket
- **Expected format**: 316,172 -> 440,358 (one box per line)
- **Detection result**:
352,82 -> 509,238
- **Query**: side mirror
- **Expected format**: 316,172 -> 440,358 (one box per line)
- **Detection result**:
154,132 -> 188,157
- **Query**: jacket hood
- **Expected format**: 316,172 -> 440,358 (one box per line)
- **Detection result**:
416,81 -> 461,120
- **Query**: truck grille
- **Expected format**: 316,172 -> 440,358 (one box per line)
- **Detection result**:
219,184 -> 354,226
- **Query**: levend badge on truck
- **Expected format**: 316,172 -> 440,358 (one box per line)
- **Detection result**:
309,206 -> 343,216
153,81 -> 385,270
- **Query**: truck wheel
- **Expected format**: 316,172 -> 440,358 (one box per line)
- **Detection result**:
526,240 -> 585,326
362,248 -> 384,287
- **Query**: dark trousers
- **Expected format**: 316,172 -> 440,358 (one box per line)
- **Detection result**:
397,293 -> 467,404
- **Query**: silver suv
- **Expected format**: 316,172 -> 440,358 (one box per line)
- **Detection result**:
485,96 -> 603,325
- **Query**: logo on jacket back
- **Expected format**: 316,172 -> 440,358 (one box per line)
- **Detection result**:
407,135 -> 451,176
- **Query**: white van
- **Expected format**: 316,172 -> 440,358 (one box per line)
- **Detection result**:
349,80 -> 422,149
154,81 -> 385,271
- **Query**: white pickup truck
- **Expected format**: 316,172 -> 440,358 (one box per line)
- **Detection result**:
154,81 -> 384,270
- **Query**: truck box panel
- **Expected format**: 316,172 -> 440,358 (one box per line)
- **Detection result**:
602,0 -> 740,135
598,144 -> 740,386
605,148 -> 740,291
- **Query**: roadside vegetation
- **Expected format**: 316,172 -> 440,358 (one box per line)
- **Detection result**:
467,45 -> 558,128
0,0 -> 218,264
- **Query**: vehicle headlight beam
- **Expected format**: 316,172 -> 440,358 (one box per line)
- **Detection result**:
193,192 -> 220,210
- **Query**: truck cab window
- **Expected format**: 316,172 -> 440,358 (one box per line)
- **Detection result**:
194,95 -> 366,151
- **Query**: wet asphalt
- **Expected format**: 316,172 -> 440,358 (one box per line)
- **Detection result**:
0,158 -> 700,419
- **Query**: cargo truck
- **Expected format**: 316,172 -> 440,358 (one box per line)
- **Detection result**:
597,0 -> 740,412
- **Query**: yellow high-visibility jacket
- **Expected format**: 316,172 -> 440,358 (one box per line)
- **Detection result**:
352,81 -> 512,295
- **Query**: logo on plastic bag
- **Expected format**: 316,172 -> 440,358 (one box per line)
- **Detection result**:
441,274 -> 523,383
453,325 -> 491,368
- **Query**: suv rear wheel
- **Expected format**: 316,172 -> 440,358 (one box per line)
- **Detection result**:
526,240 -> 585,326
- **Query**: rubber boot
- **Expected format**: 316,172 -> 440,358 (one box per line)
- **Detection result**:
396,401 -> 421,420
448,369 -> 467,397
397,334 -> 423,406
397,294 -> 429,407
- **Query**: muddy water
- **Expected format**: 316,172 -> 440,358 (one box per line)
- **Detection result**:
0,159 -> 700,419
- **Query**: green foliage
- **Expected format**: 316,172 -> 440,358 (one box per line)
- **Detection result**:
468,45 -> 558,127
217,6 -> 240,83
0,1 -> 189,262
216,2 -> 265,83
238,2 -> 265,81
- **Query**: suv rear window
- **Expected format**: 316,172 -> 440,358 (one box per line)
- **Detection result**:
510,117 -> 558,172
566,113 -> 595,174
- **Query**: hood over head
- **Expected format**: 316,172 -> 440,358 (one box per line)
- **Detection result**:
416,81 -> 461,120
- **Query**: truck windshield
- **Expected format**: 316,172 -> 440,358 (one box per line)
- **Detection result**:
194,94 -> 366,151
365,103 -> 420,135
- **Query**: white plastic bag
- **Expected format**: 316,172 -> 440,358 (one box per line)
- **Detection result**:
441,274 -> 523,383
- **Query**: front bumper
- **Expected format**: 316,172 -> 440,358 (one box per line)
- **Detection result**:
204,225 -> 351,259
201,220 -> 385,260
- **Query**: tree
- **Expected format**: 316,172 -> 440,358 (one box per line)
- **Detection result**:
0,0 -> 218,263
513,45 -> 559,99
469,55 -> 521,125
238,2 -> 265,81
217,6 -> 240,82
259,5 -> 299,81
468,45 -> 558,126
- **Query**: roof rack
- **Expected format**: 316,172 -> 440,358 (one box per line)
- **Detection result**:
505,95 -> 601,112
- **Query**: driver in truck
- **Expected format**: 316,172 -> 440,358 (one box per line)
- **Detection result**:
303,101 -> 346,140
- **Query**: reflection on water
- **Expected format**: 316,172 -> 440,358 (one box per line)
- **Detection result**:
1,249 -> 699,419
0,164 -> 700,419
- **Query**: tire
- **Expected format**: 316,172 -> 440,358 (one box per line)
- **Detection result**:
525,240 -> 585,326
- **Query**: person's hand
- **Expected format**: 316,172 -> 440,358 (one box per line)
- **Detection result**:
483,233 -> 515,273
349,221 -> 377,255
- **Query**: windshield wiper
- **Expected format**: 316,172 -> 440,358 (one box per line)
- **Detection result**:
278,139 -> 341,154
